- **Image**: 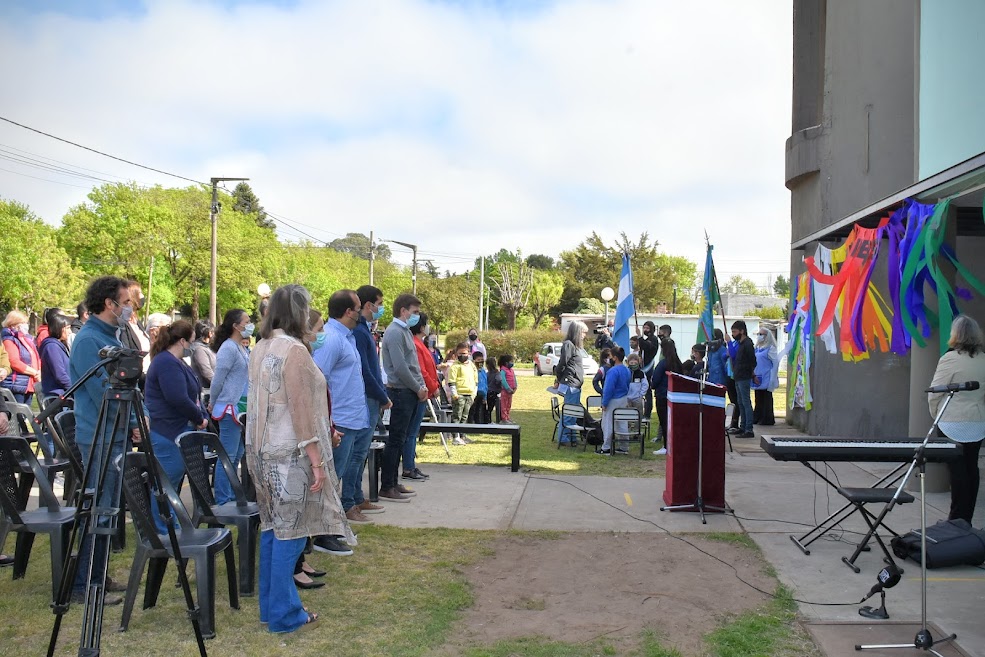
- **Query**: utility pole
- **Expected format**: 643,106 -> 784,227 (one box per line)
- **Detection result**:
386,240 -> 418,294
145,255 -> 155,323
209,176 -> 249,324
369,230 -> 375,285
478,256 -> 485,330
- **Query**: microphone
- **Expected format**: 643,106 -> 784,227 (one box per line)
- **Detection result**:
925,381 -> 980,394
859,565 -> 901,603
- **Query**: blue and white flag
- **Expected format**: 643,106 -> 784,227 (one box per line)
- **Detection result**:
613,253 -> 635,352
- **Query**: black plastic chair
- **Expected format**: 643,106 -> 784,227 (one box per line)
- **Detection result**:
236,412 -> 256,502
9,403 -> 72,496
52,410 -> 85,502
0,436 -> 77,602
177,430 -> 259,597
120,451 -> 238,640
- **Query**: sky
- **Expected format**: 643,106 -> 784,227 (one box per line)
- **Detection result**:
0,0 -> 793,289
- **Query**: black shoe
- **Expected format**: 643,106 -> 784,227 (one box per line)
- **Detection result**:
312,535 -> 354,556
726,426 -> 741,434
301,565 -> 327,578
0,555 -> 13,567
413,467 -> 429,479
294,576 -> 326,589
402,469 -> 427,480
737,431 -> 755,438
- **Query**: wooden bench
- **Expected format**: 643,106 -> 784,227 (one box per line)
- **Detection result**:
381,421 -> 522,472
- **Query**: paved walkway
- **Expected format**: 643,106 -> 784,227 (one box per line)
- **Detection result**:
372,431 -> 984,657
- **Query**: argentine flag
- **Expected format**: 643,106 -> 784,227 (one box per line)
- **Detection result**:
612,253 -> 635,352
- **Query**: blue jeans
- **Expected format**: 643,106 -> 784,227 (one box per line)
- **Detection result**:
401,401 -> 427,472
72,432 -> 126,595
382,387 -> 418,490
258,530 -> 308,632
343,399 -> 380,510
735,378 -> 754,433
556,387 -> 583,443
149,430 -> 186,535
331,424 -> 359,480
214,413 -> 243,505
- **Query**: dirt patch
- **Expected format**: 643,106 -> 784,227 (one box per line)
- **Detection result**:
441,532 -> 776,656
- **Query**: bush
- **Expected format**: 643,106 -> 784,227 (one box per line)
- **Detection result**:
445,328 -> 564,363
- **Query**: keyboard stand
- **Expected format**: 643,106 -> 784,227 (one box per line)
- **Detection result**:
789,460 -> 908,559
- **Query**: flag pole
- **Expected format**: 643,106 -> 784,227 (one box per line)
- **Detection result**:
705,231 -> 729,337
627,251 -> 641,337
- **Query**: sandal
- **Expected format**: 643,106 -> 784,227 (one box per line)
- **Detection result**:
271,611 -> 319,633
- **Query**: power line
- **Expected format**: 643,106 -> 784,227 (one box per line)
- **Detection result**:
0,165 -> 92,189
0,115 -> 205,185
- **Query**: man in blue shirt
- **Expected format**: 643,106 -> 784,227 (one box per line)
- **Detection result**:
314,290 -> 373,527
342,285 -> 392,518
68,275 -> 137,605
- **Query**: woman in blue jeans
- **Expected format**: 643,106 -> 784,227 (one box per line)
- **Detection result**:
555,320 -> 589,445
209,308 -> 252,505
144,320 -> 208,533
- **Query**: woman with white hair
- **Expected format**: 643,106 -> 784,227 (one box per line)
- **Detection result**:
555,320 -> 589,445
752,326 -> 780,426
929,314 -> 985,523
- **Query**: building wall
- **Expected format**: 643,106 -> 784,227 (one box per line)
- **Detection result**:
786,0 -> 918,436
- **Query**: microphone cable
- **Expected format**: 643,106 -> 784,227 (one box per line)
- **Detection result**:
527,474 -> 861,607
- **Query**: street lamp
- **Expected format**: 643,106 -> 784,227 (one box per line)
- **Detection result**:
209,176 -> 249,324
386,239 -> 418,294
600,286 -> 615,325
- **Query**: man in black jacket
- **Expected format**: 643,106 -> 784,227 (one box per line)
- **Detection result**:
730,320 -> 756,438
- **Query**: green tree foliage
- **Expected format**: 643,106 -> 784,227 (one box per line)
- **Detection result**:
328,233 -> 390,261
527,269 -> 564,328
417,274 -> 479,333
557,232 -> 698,314
0,198 -> 85,313
773,274 -> 790,297
525,253 -> 555,270
231,182 -> 274,231
723,275 -> 762,295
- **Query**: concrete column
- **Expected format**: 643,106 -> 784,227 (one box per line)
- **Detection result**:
907,204 -> 957,492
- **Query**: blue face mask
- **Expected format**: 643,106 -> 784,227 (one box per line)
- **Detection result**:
372,305 -> 384,320
311,332 -> 327,351
407,313 -> 420,328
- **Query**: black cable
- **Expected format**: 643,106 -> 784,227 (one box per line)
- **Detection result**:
527,474 -> 860,607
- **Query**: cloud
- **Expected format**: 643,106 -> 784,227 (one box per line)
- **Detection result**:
0,0 -> 792,285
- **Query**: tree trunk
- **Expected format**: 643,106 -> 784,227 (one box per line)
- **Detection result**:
191,281 -> 200,322
506,306 -> 518,330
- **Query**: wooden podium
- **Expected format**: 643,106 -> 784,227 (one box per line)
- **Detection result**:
662,373 -> 727,511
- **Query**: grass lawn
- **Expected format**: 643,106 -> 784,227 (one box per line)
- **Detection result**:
415,375 -> 666,477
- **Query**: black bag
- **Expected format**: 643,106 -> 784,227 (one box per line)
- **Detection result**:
891,519 -> 985,568
586,423 -> 604,446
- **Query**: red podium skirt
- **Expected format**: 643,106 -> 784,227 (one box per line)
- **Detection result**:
662,373 -> 727,510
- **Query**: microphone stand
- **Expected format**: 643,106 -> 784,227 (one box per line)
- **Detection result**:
856,390 -> 959,655
660,368 -> 734,524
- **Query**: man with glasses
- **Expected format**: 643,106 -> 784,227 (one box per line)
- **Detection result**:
314,290 -> 373,530
729,320 -> 756,439
342,286 -> 392,518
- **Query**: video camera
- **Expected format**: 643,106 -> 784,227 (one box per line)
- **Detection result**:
593,324 -> 609,335
98,345 -> 145,385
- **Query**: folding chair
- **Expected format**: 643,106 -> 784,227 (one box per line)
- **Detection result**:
559,403 -> 594,449
612,407 -> 645,458
549,396 -> 560,442
177,431 -> 260,597
0,436 -> 77,603
120,451 -> 238,639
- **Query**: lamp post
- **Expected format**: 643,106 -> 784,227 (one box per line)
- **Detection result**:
600,286 -> 615,325
208,176 -> 249,324
386,240 -> 418,294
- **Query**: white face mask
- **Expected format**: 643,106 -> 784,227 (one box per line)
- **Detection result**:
17,323 -> 29,334
112,302 -> 133,327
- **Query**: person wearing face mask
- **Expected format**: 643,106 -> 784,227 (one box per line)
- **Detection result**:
467,328 -> 486,360
144,320 -> 208,534
209,308 -> 253,505
498,354 -> 518,423
189,320 -> 217,390
598,347 -> 630,455
447,342 -> 479,445
68,275 -> 139,605
1,310 -> 41,404
625,353 -> 649,417
38,313 -> 73,397
119,280 -> 152,383
751,327 -> 780,426
405,312 -> 439,479
635,321 -> 659,419
730,320 -> 757,438
592,347 -> 613,395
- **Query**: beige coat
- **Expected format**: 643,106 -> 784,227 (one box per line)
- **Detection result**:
245,330 -> 354,542
927,349 -> 985,423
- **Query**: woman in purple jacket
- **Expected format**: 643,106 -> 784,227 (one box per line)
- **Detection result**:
39,314 -> 72,397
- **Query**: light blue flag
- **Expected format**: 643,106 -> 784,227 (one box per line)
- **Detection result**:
613,253 -> 635,352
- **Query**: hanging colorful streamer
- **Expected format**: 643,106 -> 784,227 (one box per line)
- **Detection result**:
780,271 -> 813,410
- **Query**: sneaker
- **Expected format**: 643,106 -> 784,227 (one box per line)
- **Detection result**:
413,467 -> 430,479
358,500 -> 385,514
452,436 -> 467,446
370,441 -> 386,449
614,447 -> 629,455
460,434 -> 473,444
105,576 -> 127,592
402,469 -> 427,480
71,590 -> 123,606
312,535 -> 354,556
726,426 -> 741,434
652,448 -> 668,456
345,507 -> 372,524
595,447 -> 612,455
378,488 -> 411,503
395,484 -> 416,496
737,431 -> 755,438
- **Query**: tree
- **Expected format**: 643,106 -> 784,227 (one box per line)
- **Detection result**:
526,270 -> 564,327
0,198 -> 85,313
328,233 -> 390,261
525,253 -> 555,270
231,182 -> 274,231
723,275 -> 761,295
773,274 -> 790,297
492,262 -> 534,330
575,297 -> 605,314
417,274 -> 479,332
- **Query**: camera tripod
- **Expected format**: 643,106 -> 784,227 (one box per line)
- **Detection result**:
37,347 -> 207,657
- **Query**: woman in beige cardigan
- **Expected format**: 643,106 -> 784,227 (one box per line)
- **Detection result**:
245,284 -> 354,633
928,315 -> 985,523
